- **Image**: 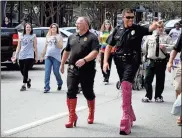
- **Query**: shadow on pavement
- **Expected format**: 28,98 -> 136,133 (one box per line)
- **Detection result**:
1,66 -> 20,71
1,74 -> 21,81
1,65 -> 44,72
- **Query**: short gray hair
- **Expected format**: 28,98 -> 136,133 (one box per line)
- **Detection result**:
79,16 -> 90,27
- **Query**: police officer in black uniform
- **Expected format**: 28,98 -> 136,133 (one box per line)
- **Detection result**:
103,8 -> 159,135
60,17 -> 100,128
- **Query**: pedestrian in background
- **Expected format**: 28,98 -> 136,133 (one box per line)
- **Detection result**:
103,8 -> 159,135
40,23 -> 63,93
12,23 -> 38,91
1,17 -> 11,27
98,20 -> 113,85
168,34 -> 182,125
142,21 -> 174,103
168,22 -> 181,44
60,17 -> 100,128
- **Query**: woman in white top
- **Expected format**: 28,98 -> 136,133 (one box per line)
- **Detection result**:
40,23 -> 63,93
12,23 -> 38,91
168,22 -> 181,44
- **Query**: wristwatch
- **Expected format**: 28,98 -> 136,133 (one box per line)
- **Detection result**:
83,58 -> 87,63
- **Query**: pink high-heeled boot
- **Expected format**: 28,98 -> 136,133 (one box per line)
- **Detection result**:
130,105 -> 136,127
120,81 -> 132,135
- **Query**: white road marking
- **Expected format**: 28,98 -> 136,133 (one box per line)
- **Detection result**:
2,106 -> 87,137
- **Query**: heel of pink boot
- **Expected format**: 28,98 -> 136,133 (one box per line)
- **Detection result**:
131,106 -> 136,121
130,106 -> 136,127
119,118 -> 131,135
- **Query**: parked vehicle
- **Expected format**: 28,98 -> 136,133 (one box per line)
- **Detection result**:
61,27 -> 76,34
164,18 -> 182,34
61,27 -> 100,37
1,27 -> 19,69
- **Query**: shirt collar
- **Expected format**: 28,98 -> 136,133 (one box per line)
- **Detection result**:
76,30 -> 90,37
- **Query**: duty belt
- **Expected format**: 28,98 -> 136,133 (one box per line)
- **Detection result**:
149,59 -> 166,62
68,64 -> 79,70
115,53 -> 136,61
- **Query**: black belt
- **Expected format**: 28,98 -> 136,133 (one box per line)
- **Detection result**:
115,53 -> 136,61
149,59 -> 166,62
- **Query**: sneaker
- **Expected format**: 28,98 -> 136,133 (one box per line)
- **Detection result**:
103,78 -> 106,82
44,89 -> 50,93
57,86 -> 62,91
104,78 -> 109,85
20,85 -> 26,91
142,97 -> 151,102
104,81 -> 109,85
155,97 -> 164,103
27,79 -> 31,88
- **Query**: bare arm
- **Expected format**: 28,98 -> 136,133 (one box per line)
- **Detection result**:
15,39 -> 21,58
168,50 -> 178,64
168,30 -> 173,37
41,39 -> 48,58
149,21 -> 162,32
98,35 -> 101,43
33,37 -> 38,59
61,50 -> 70,66
97,35 -> 102,59
104,45 -> 112,64
56,36 -> 63,49
83,50 -> 99,62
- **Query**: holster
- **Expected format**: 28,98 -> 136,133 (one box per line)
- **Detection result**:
68,64 -> 79,76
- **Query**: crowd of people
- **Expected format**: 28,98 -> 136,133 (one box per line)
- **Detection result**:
7,7 -> 182,135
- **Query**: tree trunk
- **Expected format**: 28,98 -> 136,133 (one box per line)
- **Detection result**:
45,17 -> 49,27
40,2 -> 44,26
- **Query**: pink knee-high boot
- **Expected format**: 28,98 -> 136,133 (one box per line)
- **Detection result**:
130,105 -> 136,127
120,81 -> 132,135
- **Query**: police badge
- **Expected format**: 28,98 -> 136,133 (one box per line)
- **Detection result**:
84,37 -> 87,41
131,30 -> 135,35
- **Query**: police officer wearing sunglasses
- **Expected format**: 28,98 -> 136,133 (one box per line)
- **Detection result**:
103,8 -> 160,135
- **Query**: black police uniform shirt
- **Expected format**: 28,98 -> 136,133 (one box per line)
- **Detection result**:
65,30 -> 100,69
106,24 -> 152,62
173,33 -> 182,61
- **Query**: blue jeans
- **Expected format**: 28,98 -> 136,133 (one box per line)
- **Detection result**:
44,56 -> 63,90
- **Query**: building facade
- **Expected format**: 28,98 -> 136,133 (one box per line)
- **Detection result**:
1,1 -> 74,28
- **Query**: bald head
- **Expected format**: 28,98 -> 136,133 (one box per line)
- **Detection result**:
76,17 -> 90,35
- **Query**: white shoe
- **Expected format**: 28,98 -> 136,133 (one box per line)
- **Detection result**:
104,81 -> 109,85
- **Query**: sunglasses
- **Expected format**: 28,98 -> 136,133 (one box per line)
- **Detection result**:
125,16 -> 134,19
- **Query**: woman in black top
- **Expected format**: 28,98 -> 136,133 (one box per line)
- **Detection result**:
1,17 -> 11,27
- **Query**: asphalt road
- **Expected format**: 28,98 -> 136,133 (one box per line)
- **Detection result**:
1,62 -> 181,137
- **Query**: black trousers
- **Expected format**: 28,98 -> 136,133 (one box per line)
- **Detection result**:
114,56 -> 140,83
144,60 -> 167,100
100,52 -> 113,80
19,58 -> 34,83
67,66 -> 96,100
